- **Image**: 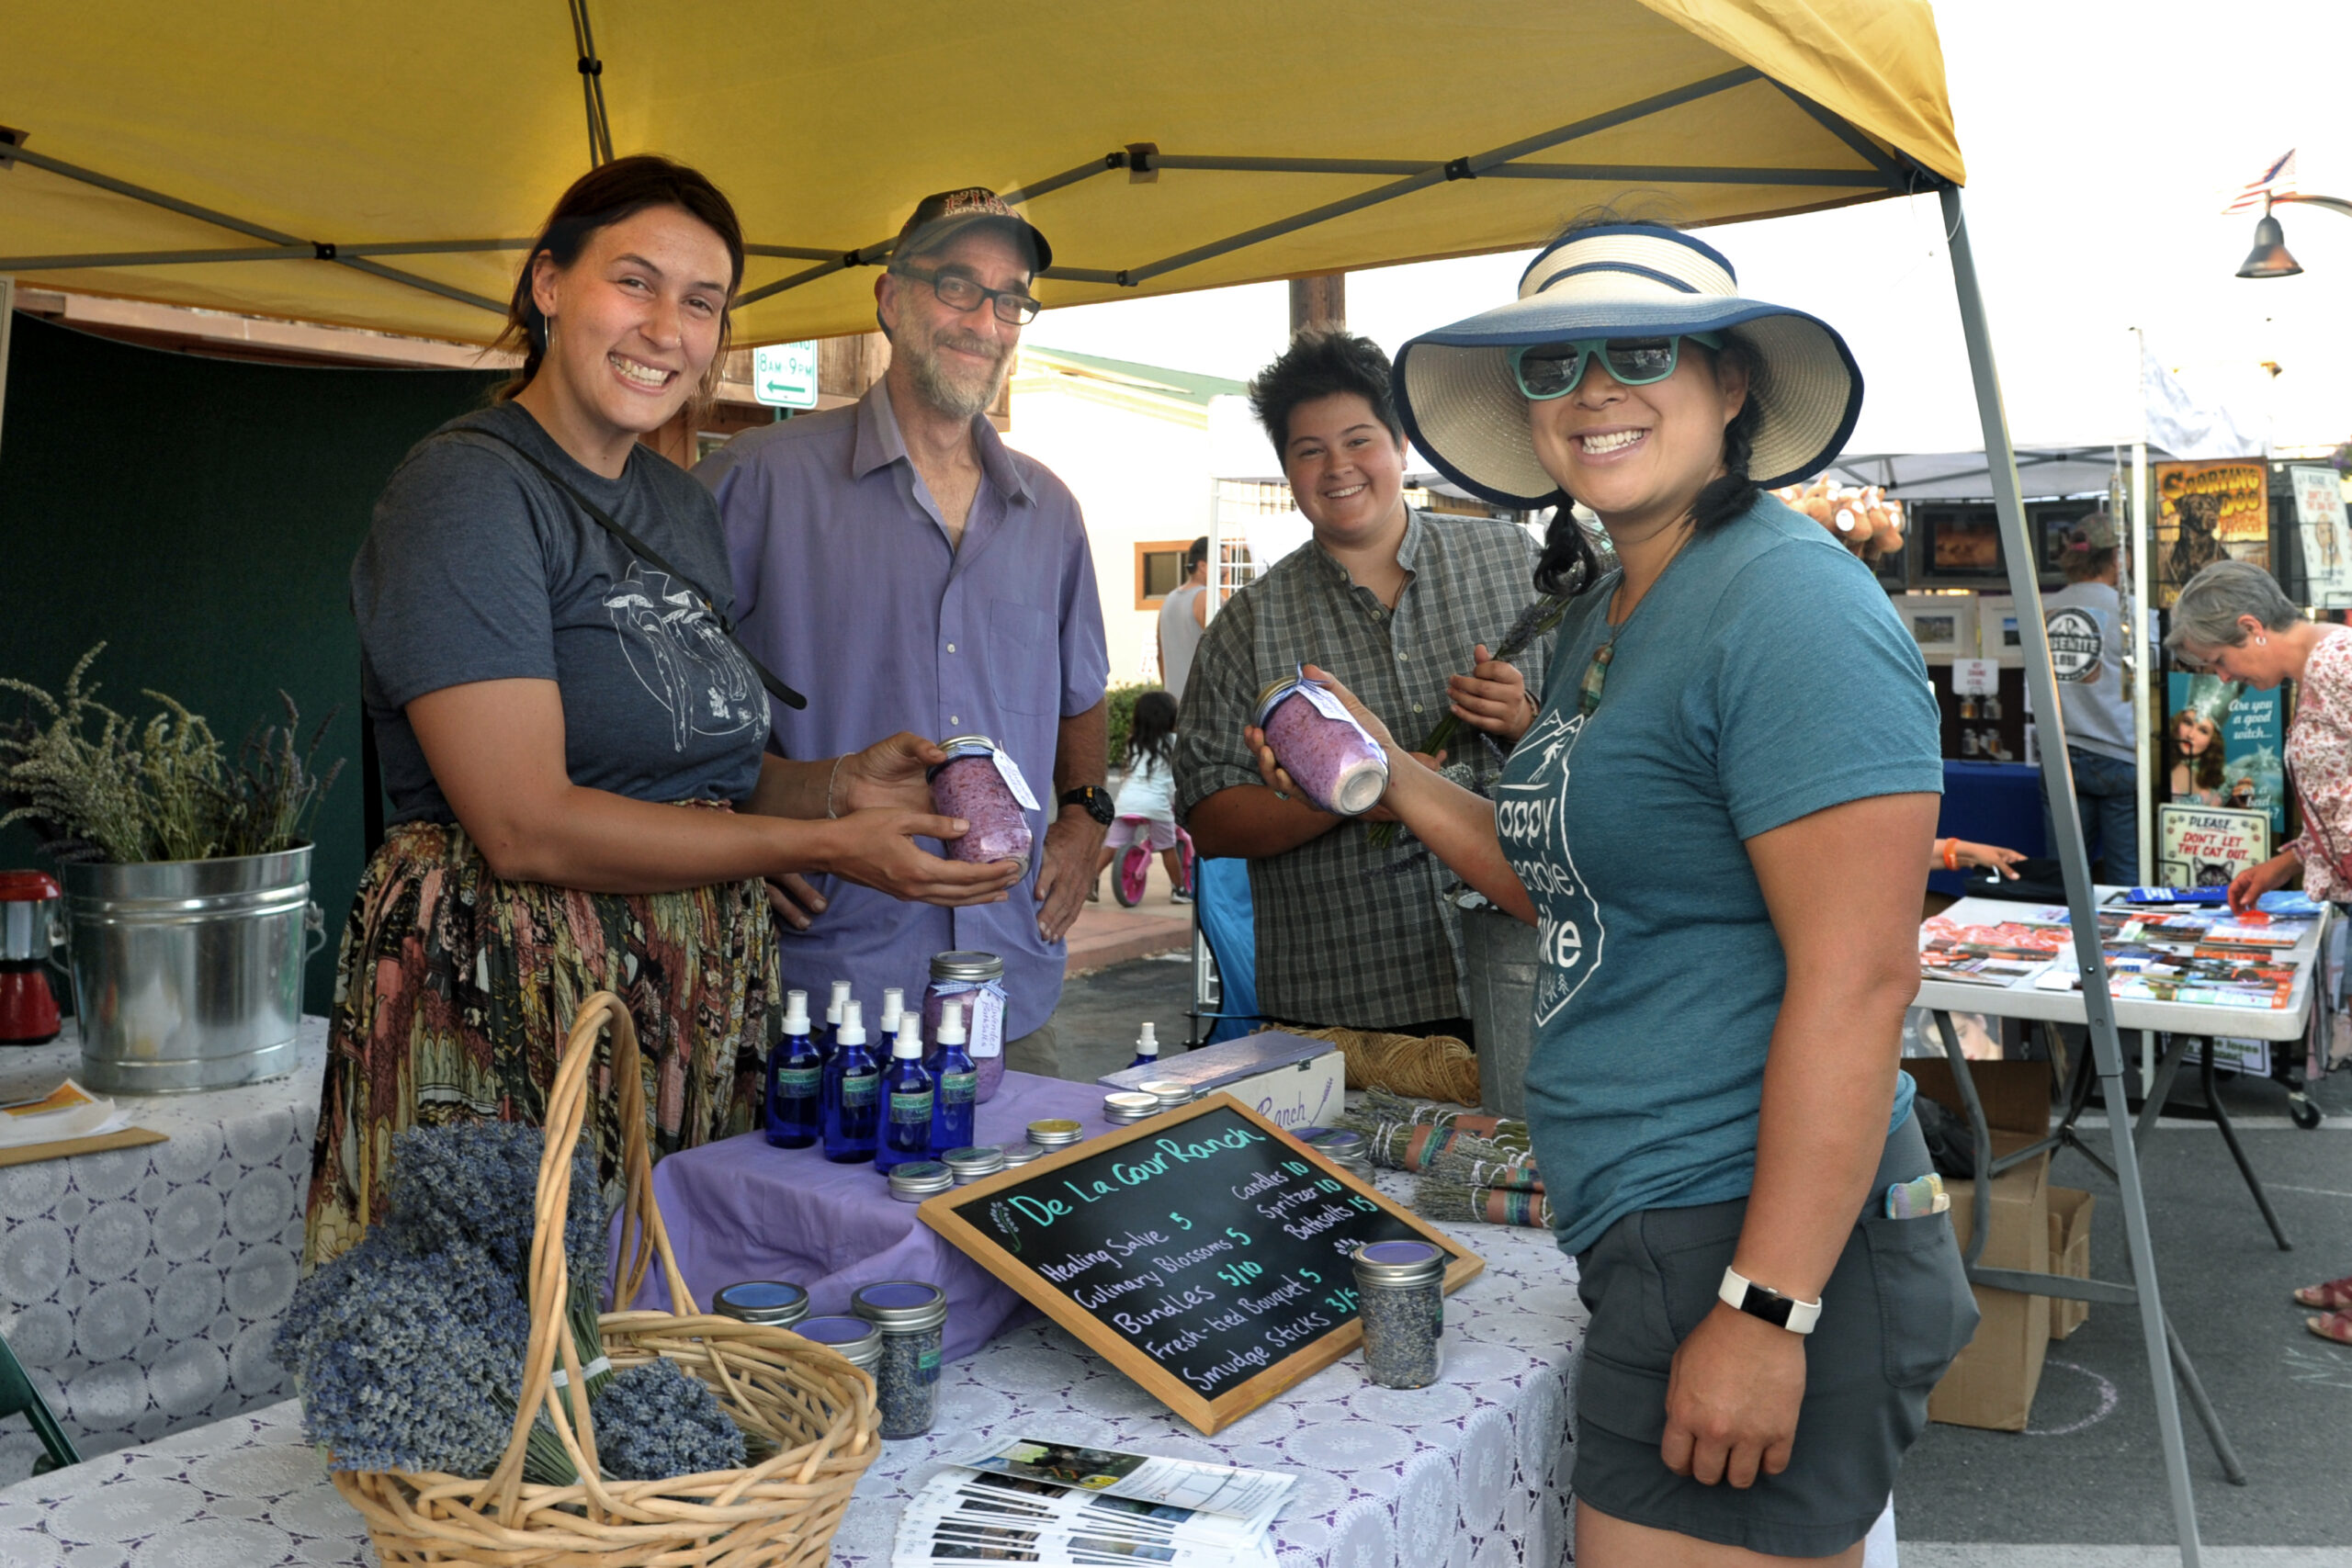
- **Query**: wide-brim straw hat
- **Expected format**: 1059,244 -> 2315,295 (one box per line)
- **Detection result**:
1394,223 -> 1862,509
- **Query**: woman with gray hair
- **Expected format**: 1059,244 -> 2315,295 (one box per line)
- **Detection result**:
2168,558 -> 2352,1346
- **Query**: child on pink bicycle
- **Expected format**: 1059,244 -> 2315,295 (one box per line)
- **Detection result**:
1093,690 -> 1193,904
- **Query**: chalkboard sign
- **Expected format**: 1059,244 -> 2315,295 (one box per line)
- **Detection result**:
920,1094 -> 1482,1433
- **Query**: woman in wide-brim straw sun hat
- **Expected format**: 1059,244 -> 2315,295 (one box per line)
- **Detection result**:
1249,220 -> 1977,1565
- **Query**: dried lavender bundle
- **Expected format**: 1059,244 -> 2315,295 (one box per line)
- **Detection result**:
1421,1134 -> 1543,1192
1413,1175 -> 1555,1230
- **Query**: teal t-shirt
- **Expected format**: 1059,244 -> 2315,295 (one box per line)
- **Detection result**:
1496,495 -> 1942,1257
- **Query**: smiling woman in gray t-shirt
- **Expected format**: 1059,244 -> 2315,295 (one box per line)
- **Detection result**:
306,158 -> 1020,1269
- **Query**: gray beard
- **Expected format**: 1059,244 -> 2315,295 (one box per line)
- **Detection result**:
907,335 -> 1008,421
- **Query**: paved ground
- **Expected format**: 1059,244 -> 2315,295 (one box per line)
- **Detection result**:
1047,953 -> 2352,1561
1895,1056 -> 2352,1558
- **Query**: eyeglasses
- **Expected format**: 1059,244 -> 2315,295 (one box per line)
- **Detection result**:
1510,332 -> 1723,400
893,265 -> 1041,325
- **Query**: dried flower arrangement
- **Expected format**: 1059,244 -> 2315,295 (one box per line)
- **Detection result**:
0,644 -> 341,863
276,1121 -> 747,1483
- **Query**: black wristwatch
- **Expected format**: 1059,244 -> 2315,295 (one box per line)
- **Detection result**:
1059,785 -> 1116,827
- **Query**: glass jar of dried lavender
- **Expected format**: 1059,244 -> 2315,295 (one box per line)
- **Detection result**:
852,1280 -> 950,1438
1351,1240 -> 1445,1389
794,1314 -> 882,1375
711,1280 -> 810,1328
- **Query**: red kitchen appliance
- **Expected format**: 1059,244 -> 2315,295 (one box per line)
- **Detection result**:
0,871 -> 63,1044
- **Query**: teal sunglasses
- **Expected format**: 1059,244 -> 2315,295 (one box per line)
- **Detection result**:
1510,331 -> 1724,400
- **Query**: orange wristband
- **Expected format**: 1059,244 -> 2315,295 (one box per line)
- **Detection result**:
1942,839 -> 1959,871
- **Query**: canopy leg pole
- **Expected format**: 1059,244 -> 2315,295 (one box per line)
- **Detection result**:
1940,185 -> 2206,1567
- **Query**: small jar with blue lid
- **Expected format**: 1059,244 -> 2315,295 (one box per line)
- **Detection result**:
852,1280 -> 949,1438
711,1280 -> 809,1328
794,1314 -> 883,1374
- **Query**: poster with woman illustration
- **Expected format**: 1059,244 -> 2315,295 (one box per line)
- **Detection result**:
2166,671 -> 2285,838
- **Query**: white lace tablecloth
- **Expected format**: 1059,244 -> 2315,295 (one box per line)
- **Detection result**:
0,1018 -> 325,1486
0,1166 -> 1903,1568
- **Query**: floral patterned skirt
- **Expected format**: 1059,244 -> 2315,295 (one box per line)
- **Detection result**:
302,804 -> 775,1269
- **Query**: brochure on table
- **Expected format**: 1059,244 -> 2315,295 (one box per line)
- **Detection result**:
1918,893 -> 2323,1014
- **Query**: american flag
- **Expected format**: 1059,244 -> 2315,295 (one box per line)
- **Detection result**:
2222,150 -> 2297,215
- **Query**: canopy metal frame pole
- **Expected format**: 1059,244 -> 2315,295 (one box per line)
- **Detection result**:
0,141 -> 505,314
1941,184 -> 2205,1567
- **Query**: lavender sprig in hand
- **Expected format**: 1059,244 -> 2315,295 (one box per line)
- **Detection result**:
1368,593 -> 1570,848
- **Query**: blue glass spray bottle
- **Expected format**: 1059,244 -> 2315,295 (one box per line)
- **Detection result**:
927,998 -> 978,1157
876,1013 -> 936,1173
1130,1021 -> 1161,1071
763,988 -> 821,1149
821,1001 -> 880,1163
816,979 -> 853,1064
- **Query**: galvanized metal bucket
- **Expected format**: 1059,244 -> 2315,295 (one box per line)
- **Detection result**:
1454,891 -> 1538,1119
58,847 -> 323,1094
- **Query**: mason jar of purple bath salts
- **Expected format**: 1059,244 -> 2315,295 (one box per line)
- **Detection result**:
928,735 -> 1035,875
1254,674 -> 1391,817
922,951 -> 1010,1103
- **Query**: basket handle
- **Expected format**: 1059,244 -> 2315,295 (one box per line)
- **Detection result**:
480,991 -> 698,1517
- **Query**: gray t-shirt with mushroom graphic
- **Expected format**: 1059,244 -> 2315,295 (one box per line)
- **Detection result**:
354,401 -> 769,827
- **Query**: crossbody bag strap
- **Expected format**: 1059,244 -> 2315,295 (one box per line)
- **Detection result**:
450,426 -> 807,711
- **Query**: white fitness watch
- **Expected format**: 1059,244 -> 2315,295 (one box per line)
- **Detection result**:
1718,1268 -> 1822,1335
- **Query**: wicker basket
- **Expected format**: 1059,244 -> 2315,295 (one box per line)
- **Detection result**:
334,991 -> 881,1566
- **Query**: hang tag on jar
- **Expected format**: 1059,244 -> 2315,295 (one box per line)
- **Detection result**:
991,750 -> 1041,811
1295,676 -> 1382,749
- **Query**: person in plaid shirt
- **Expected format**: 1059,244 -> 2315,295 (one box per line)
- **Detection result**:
1172,331 -> 1545,1037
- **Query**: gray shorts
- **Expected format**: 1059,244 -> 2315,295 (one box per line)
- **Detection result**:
1571,1113 -> 1978,1557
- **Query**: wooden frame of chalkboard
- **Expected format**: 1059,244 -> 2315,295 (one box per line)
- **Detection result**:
919,1093 -> 1483,1434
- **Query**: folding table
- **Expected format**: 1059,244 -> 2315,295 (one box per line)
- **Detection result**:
1916,891 -> 2330,1484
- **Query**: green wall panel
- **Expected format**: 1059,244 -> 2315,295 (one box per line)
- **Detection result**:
0,312 -> 501,1014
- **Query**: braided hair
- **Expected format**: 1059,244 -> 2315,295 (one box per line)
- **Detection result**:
1531,333 -> 1764,596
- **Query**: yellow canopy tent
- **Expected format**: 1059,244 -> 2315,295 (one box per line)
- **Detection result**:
1,0 -> 1961,344
0,8 -> 2219,1559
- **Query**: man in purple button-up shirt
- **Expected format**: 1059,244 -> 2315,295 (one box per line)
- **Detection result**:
699,191 -> 1111,1065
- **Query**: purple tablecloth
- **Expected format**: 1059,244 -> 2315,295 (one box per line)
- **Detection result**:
621,1070 -> 1109,1359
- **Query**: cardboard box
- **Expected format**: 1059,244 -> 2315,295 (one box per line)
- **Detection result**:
1101,1032 -> 1347,1135
2047,1186 -> 2096,1340
1907,1058 -> 2058,1431
1930,1149 -> 2052,1430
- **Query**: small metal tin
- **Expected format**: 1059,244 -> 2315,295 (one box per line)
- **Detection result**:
1025,1118 -> 1085,1148
998,1141 -> 1046,1167
887,1160 -> 954,1201
1136,1078 -> 1196,1111
852,1279 -> 951,1332
1102,1091 -> 1160,1123
942,1145 -> 1007,1183
711,1280 -> 810,1327
795,1314 -> 883,1371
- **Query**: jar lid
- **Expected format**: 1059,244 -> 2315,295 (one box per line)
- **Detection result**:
1025,1118 -> 1084,1148
887,1161 -> 954,1198
1136,1078 -> 1196,1109
999,1141 -> 1046,1166
852,1279 -> 950,1331
930,950 -> 1007,982
1307,1129 -> 1367,1154
942,1145 -> 1007,1178
796,1314 -> 884,1367
1351,1239 -> 1446,1285
1252,676 -> 1304,728
935,734 -> 1001,757
712,1280 -> 809,1325
1102,1092 -> 1160,1123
